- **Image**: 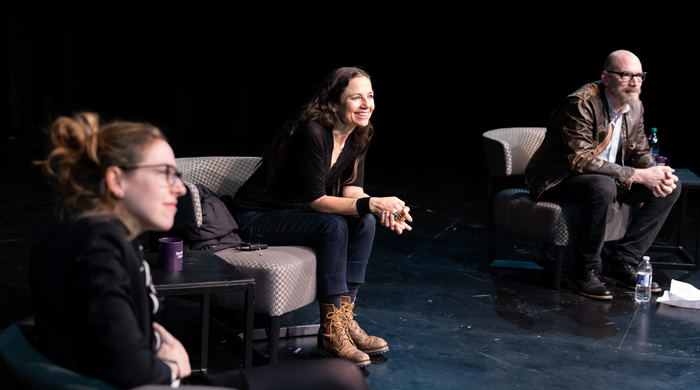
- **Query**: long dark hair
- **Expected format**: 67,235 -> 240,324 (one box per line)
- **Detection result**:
264,66 -> 375,192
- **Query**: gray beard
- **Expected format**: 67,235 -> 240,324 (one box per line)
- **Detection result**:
613,87 -> 642,105
621,92 -> 641,105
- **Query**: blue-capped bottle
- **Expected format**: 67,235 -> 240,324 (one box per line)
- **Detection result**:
648,127 -> 660,157
635,256 -> 653,303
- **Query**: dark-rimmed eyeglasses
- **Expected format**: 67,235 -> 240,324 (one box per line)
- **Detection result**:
606,70 -> 647,82
121,164 -> 183,187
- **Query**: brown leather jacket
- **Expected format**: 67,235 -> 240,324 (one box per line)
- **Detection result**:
525,81 -> 655,199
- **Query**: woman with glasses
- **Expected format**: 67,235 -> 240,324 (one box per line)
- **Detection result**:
230,67 -> 413,368
30,112 -> 368,389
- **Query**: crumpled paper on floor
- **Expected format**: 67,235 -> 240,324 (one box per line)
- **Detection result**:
657,279 -> 700,309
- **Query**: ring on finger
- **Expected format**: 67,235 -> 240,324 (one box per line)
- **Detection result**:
392,211 -> 406,223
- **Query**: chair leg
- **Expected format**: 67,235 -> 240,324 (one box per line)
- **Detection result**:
486,180 -> 496,265
487,223 -> 496,265
552,246 -> 564,290
268,315 -> 281,364
253,318 -> 319,364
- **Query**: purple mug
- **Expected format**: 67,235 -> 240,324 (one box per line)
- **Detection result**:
158,237 -> 183,272
655,155 -> 670,166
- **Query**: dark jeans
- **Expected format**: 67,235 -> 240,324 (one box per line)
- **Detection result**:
234,210 -> 376,298
540,174 -> 681,271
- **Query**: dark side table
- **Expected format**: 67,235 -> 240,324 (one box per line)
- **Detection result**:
650,168 -> 700,270
149,250 -> 255,372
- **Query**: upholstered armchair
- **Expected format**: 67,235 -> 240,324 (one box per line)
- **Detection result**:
175,156 -> 318,363
0,317 -> 226,390
483,127 -> 633,289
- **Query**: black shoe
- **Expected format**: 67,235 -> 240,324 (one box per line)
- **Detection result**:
602,262 -> 662,293
568,268 -> 613,300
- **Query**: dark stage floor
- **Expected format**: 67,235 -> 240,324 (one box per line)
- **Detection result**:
2,133 -> 700,390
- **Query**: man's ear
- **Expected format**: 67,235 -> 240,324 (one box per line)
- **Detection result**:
601,71 -> 609,87
105,166 -> 126,199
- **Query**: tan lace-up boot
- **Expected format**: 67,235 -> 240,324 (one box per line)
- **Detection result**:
341,296 -> 389,355
317,302 -> 371,367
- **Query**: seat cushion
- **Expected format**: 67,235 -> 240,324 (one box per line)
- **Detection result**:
212,246 -> 317,317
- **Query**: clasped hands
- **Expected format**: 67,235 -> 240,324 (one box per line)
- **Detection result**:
635,165 -> 679,198
371,197 -> 413,234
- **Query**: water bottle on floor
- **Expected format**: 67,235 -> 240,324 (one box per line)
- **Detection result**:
635,256 -> 653,303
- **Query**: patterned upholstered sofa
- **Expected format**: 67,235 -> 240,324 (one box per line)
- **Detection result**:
174,156 -> 317,363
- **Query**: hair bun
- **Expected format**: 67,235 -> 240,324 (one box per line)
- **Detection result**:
50,112 -> 99,151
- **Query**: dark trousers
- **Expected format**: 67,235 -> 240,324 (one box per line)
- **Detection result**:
540,174 -> 681,271
234,210 -> 376,298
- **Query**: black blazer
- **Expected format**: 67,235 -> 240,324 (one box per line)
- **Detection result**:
30,216 -> 172,388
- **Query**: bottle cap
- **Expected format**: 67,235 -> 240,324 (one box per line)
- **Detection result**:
651,128 -> 657,133
643,255 -> 650,260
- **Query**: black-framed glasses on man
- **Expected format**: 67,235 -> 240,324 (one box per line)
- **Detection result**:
120,164 -> 183,186
606,70 -> 647,82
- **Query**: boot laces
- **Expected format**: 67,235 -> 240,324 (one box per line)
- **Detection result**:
341,301 -> 367,336
341,301 -> 356,319
326,310 -> 353,346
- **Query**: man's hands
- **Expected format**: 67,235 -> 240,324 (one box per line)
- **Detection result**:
633,166 -> 679,197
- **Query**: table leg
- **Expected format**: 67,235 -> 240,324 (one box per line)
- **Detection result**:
199,293 -> 210,373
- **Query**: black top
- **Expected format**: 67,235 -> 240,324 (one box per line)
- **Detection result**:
232,121 -> 366,212
30,216 -> 172,388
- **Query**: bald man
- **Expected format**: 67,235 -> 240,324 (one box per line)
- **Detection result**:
525,50 -> 680,300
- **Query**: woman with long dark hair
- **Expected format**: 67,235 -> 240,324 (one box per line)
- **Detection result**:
232,67 -> 413,367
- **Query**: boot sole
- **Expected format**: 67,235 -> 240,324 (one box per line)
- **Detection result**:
362,346 -> 389,355
602,276 -> 662,293
568,281 -> 613,300
317,347 -> 371,367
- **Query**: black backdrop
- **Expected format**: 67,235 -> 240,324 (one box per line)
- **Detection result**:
4,4 -> 699,177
